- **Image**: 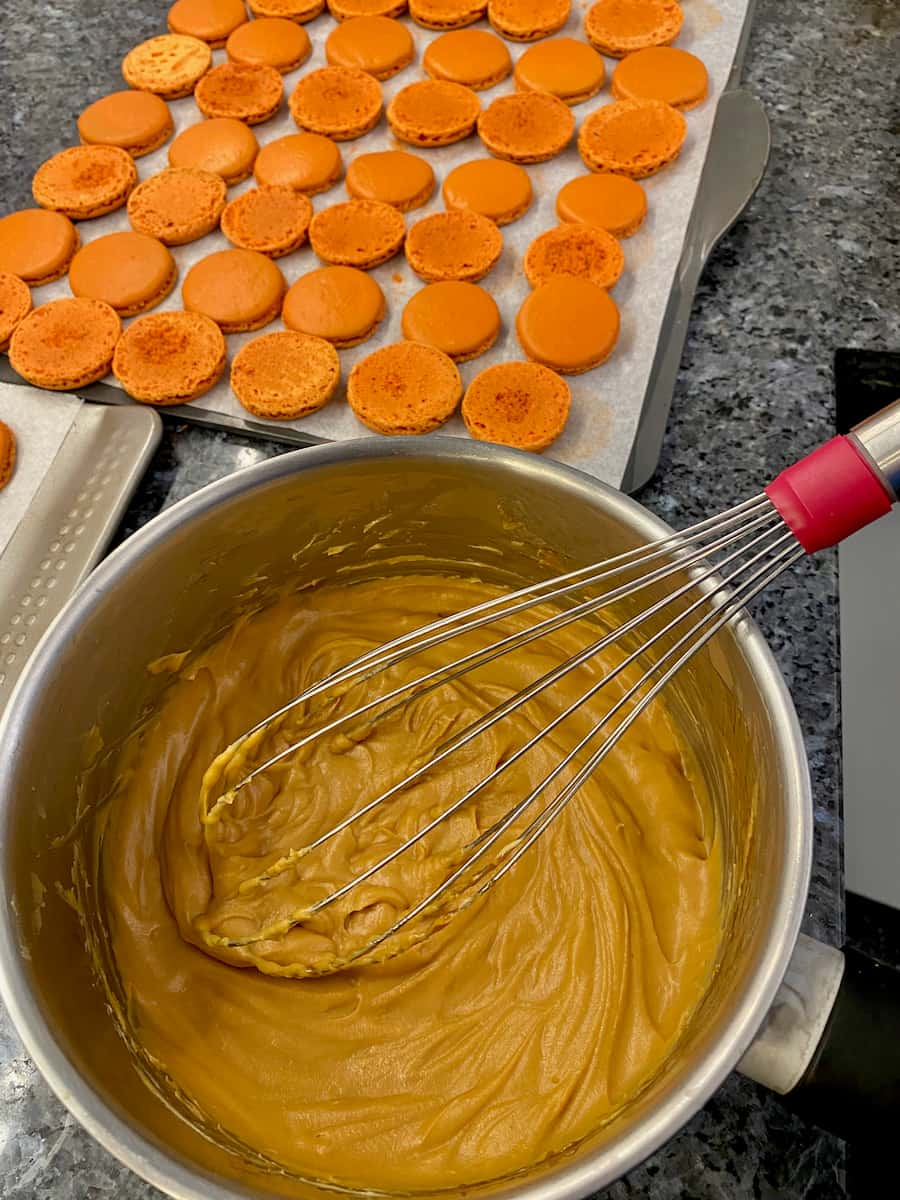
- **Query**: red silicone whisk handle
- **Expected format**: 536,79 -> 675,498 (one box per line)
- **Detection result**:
765,399 -> 900,554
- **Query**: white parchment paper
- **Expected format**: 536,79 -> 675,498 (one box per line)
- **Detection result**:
0,385 -> 81,558
31,0 -> 750,486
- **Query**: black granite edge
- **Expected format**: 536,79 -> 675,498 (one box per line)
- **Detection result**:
845,892 -> 900,972
844,887 -> 900,1199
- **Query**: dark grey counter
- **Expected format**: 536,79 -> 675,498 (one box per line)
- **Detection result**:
1,0 -> 898,1195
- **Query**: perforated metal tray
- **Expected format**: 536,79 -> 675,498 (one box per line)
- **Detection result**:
0,394 -> 161,712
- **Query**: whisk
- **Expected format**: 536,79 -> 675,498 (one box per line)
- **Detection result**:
196,400 -> 900,976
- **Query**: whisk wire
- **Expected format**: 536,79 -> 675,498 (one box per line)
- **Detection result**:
218,496 -> 779,810
480,539 -> 804,895
338,535 -> 804,967
297,519 -> 793,917
223,495 -> 772,762
197,493 -> 811,972
212,508 -> 799,966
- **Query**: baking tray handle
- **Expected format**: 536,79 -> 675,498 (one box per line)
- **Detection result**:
622,89 -> 771,494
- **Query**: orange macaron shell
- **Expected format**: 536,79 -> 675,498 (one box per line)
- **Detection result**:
514,38 -> 606,105
9,297 -> 121,390
249,0 -> 326,19
387,80 -> 480,147
231,330 -> 340,420
442,158 -> 532,225
409,0 -> 487,31
347,340 -> 462,435
422,29 -> 512,90
122,34 -> 212,99
478,91 -> 574,163
168,0 -> 249,47
462,360 -> 571,452
226,16 -> 312,72
0,273 -> 33,351
182,247 -> 286,332
0,421 -> 16,491
220,185 -> 313,256
401,280 -> 500,362
194,62 -> 284,124
405,210 -> 502,282
32,145 -> 138,219
289,66 -> 383,140
578,98 -> 687,178
77,90 -> 174,157
523,223 -> 625,291
488,0 -> 570,41
328,0 -> 408,17
325,16 -> 415,80
68,230 -> 177,316
112,310 -> 226,405
584,0 -> 684,57
346,150 -> 434,211
309,198 -> 405,269
282,265 -> 385,347
168,118 -> 259,184
128,167 -> 227,245
254,133 -> 343,194
517,276 -> 619,374
555,172 -> 647,238
0,209 -> 80,285
611,46 -> 709,110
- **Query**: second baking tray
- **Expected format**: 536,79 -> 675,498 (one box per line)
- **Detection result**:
0,398 -> 161,712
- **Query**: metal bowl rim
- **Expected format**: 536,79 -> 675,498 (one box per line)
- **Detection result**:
0,435 -> 812,1200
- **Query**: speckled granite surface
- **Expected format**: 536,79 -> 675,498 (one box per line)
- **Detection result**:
1,0 -> 898,1196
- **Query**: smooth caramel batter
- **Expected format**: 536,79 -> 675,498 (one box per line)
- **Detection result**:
99,574 -> 722,1191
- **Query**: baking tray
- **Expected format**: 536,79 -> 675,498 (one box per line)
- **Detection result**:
0,0 -> 769,493
622,83 -> 769,491
0,396 -> 161,712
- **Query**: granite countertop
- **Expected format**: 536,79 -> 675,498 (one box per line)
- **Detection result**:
1,0 -> 898,1196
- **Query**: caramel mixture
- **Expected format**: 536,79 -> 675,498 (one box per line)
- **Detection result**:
100,575 -> 722,1191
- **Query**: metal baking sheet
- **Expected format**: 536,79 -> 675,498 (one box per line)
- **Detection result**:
0,392 -> 161,712
9,0 -> 763,489
0,388 -> 81,559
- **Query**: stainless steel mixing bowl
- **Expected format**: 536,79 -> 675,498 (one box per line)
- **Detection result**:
0,439 -> 810,1199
